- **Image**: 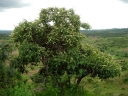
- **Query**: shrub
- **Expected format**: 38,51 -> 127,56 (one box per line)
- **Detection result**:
7,83 -> 34,96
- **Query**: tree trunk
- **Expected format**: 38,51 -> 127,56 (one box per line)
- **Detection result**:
42,56 -> 48,75
76,75 -> 84,88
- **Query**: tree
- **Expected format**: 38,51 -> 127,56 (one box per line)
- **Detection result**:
11,7 -> 121,90
0,43 -> 21,95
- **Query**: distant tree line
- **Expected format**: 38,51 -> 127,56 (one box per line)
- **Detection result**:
81,28 -> 128,38
0,30 -> 12,39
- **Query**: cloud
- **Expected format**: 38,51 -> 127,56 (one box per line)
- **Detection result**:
120,0 -> 128,3
0,0 -> 29,11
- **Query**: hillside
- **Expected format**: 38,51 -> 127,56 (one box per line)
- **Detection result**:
0,30 -> 12,34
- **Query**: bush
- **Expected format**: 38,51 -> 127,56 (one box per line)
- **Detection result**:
30,73 -> 45,83
123,74 -> 128,84
0,83 -> 34,96
0,43 -> 22,94
124,52 -> 128,57
34,83 -> 94,96
120,60 -> 128,71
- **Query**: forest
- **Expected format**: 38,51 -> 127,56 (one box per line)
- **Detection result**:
0,7 -> 128,96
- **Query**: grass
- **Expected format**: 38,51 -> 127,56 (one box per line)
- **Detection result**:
23,65 -> 41,83
79,76 -> 128,96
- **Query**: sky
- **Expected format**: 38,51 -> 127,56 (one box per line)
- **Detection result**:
0,0 -> 128,30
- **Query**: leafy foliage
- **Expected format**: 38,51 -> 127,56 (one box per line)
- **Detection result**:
0,43 -> 22,95
11,7 -> 121,90
10,43 -> 44,73
1,83 -> 34,96
48,44 -> 121,88
0,43 -> 11,61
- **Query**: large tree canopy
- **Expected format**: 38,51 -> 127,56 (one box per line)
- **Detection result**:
11,7 -> 121,89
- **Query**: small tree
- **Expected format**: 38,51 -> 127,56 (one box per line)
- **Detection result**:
11,7 -> 121,90
0,43 -> 21,95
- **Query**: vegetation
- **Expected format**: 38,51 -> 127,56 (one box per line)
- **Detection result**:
0,43 -> 23,96
1,7 -> 128,96
8,7 -> 121,95
82,28 -> 128,95
0,30 -> 11,39
81,28 -> 128,37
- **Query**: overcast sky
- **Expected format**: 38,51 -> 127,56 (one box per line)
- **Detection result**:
0,0 -> 128,30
